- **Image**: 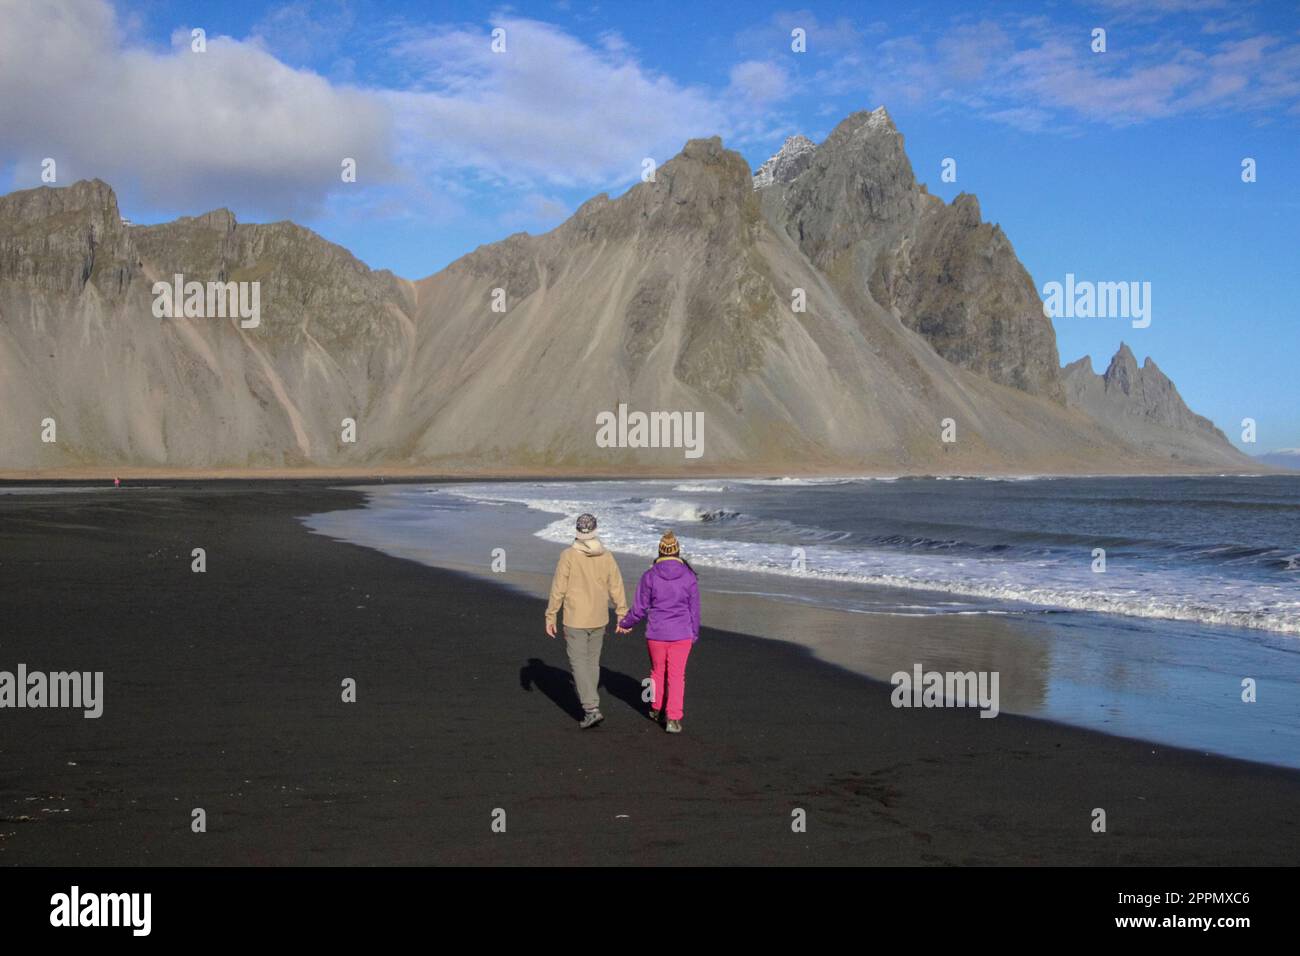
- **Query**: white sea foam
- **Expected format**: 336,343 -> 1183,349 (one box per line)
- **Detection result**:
732,476 -> 854,486
640,498 -> 708,522
435,481 -> 1300,637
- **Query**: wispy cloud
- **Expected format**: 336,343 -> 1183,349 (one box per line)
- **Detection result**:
387,16 -> 728,189
797,4 -> 1300,131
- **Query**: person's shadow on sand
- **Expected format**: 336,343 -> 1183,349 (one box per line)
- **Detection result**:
520,658 -> 644,719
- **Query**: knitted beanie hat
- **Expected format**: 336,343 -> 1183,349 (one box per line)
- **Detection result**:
576,513 -> 597,534
658,531 -> 680,556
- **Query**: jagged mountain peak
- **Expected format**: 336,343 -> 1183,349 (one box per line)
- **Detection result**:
0,178 -> 132,296
1103,342 -> 1141,392
0,177 -> 121,223
752,108 -> 900,192
584,135 -> 755,225
1063,342 -> 1237,461
765,111 -> 922,270
752,134 -> 818,189
838,104 -> 897,135
1107,340 -> 1138,364
664,136 -> 752,186
757,107 -> 1062,402
473,135 -> 758,259
779,133 -> 817,149
821,106 -> 903,155
951,191 -> 981,220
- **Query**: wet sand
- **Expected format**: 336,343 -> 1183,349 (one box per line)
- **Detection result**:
1,482 -> 1297,865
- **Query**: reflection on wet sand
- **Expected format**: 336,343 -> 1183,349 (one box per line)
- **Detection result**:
448,562 -> 1053,716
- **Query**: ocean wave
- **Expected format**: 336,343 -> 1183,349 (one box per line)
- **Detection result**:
732,477 -> 855,486
520,516 -> 1300,636
666,545 -> 1300,637
427,481 -> 1300,637
640,498 -> 739,524
641,498 -> 707,522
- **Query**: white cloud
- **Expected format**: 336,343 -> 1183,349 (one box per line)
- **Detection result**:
388,17 -> 728,189
0,4 -> 778,218
0,0 -> 394,218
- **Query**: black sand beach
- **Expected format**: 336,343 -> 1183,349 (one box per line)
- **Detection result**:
1,483 -> 1297,866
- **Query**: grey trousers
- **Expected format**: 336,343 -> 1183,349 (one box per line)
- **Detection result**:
563,625 -> 605,712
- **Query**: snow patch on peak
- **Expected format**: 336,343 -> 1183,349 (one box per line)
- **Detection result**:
866,105 -> 893,128
752,134 -> 818,189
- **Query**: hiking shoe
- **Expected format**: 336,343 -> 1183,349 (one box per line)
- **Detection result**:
647,709 -> 661,723
579,710 -> 604,729
665,719 -> 682,734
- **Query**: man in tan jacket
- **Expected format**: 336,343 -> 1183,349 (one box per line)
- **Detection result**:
545,513 -> 628,728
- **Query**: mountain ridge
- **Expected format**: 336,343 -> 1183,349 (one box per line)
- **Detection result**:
0,109 -> 1253,474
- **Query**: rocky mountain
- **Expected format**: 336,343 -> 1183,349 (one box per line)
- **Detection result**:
751,134 -> 816,189
1061,345 -> 1242,465
758,108 -> 1062,400
0,108 -> 1252,474
0,179 -> 415,468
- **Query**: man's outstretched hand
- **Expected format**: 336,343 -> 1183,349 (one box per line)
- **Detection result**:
545,622 -> 557,638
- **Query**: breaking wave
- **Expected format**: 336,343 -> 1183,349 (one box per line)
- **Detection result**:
433,477 -> 1300,637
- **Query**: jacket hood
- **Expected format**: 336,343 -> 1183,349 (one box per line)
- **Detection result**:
652,557 -> 690,579
572,537 -> 606,556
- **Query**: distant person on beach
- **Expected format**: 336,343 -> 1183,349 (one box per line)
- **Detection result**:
616,531 -> 700,734
545,513 -> 628,729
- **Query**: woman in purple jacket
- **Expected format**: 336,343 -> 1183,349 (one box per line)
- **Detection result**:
616,531 -> 700,734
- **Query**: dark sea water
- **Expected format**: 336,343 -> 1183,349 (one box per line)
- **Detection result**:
305,475 -> 1300,767
423,475 -> 1299,633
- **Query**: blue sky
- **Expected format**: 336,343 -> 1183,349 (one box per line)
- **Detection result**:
2,0 -> 1297,449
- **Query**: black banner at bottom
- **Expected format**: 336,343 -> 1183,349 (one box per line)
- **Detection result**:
0,866 -> 1284,941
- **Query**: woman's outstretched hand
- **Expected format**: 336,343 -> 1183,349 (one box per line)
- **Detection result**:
615,626 -> 632,634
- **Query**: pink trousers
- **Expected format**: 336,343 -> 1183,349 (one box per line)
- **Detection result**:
647,639 -> 693,721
